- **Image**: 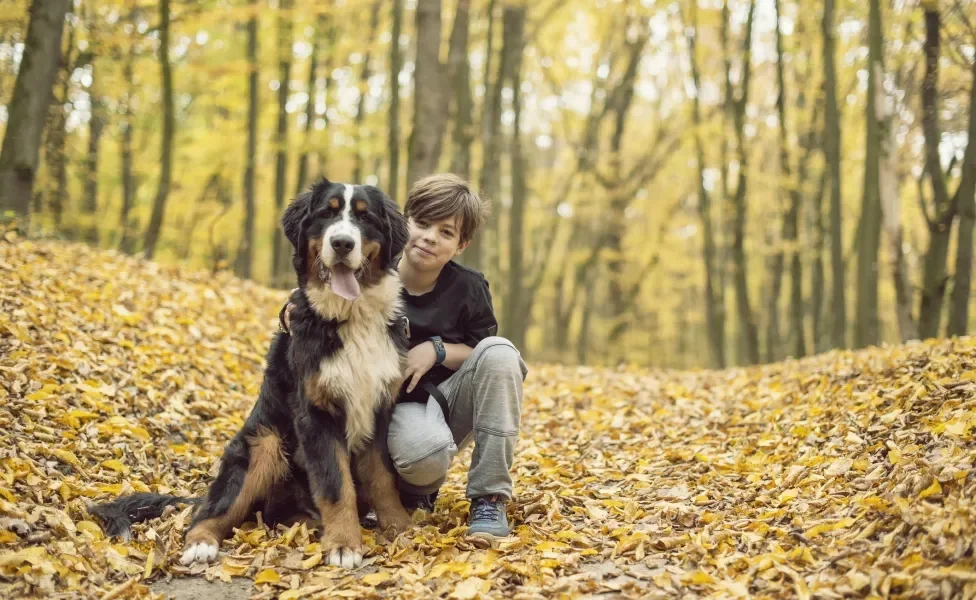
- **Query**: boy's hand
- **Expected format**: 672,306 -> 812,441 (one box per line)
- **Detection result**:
280,288 -> 298,332
404,342 -> 438,393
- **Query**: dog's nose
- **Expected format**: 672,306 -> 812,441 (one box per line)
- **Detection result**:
331,235 -> 355,256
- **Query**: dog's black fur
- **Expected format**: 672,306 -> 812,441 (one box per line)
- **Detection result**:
90,178 -> 414,567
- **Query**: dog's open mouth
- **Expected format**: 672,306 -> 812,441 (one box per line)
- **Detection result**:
318,262 -> 365,301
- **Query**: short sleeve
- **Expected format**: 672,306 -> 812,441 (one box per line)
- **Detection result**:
461,276 -> 498,347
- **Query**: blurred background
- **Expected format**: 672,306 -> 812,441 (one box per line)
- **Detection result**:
1,0 -> 974,370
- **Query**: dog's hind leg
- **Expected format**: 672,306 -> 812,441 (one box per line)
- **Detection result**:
181,426 -> 288,565
294,404 -> 364,569
353,408 -> 413,535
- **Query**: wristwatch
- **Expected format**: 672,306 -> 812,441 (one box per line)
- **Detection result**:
429,336 -> 446,365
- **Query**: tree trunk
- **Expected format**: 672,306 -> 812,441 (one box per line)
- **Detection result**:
82,0 -> 102,244
118,17 -> 137,254
143,0 -> 174,260
234,0 -> 259,279
731,1 -> 759,364
353,3 -> 380,182
0,0 -> 71,228
946,58 -> 976,336
406,0 -> 446,189
447,0 -> 472,181
271,0 -> 294,285
387,0 -> 403,204
918,8 -> 972,340
44,42 -> 71,234
686,2 -> 725,368
294,13 -> 322,197
822,0 -> 846,349
854,0 -> 883,348
502,5 -> 526,351
469,0 -> 500,273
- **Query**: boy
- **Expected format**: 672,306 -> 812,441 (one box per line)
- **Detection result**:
282,173 -> 527,540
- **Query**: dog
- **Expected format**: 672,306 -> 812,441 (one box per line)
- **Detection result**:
90,177 -> 415,569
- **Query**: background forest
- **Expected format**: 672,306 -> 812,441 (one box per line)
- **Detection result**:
1,0 -> 975,370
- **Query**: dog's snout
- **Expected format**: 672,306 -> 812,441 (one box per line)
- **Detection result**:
331,235 -> 355,257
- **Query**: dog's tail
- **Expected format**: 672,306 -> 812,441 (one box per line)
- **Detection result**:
88,493 -> 202,540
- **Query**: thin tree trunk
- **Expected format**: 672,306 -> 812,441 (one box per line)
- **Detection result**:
503,5 -> 526,351
353,3 -> 380,182
946,58 -> 976,336
234,0 -> 259,278
731,1 -> 759,364
271,0 -> 294,285
294,13 -> 322,196
469,0 -> 500,272
388,0 -> 403,204
406,0 -> 446,189
45,41 -> 72,234
143,0 -> 174,259
854,0 -> 884,348
810,170 -> 827,350
82,0 -> 102,244
447,0 -> 472,181
686,2 -> 725,368
118,14 -> 137,254
823,0 -> 846,349
0,0 -> 71,228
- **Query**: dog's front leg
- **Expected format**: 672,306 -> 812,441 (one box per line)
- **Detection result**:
353,407 -> 414,535
294,401 -> 364,569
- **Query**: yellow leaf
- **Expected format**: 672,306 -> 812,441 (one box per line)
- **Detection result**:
361,572 -> 392,586
300,553 -> 321,569
683,570 -> 716,585
76,521 -> 104,541
919,479 -> 942,499
101,460 -> 130,474
254,569 -> 280,584
0,530 -> 18,543
143,549 -> 154,578
450,577 -> 491,600
53,449 -> 81,467
0,488 -> 16,502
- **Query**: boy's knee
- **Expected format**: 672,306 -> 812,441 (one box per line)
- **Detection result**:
388,402 -> 457,489
472,336 -> 527,380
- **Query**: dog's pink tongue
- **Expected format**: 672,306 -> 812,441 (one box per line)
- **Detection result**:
330,264 -> 361,301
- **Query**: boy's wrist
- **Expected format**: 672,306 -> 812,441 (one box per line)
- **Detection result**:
429,336 -> 446,365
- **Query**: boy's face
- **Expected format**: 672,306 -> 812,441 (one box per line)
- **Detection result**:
405,215 -> 469,271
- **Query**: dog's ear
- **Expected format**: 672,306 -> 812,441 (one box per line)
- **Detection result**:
282,191 -> 312,250
381,194 -> 409,267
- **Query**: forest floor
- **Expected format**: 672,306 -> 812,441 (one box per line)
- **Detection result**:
1,237 -> 975,600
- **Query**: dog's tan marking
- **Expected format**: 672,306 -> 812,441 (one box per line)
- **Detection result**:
317,442 -> 363,554
354,445 -> 413,533
328,197 -> 340,210
354,199 -> 368,213
307,237 -> 324,284
184,428 -> 288,546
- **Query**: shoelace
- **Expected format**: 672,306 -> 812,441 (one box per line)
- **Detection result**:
471,498 -> 502,522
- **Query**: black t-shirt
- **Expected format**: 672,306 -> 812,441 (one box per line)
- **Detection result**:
398,259 -> 498,404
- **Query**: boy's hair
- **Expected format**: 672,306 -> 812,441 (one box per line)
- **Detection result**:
404,173 -> 490,244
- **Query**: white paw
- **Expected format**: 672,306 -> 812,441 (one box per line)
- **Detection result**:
327,547 -> 363,569
180,541 -> 219,565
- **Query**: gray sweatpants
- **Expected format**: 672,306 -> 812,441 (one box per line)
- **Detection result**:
387,336 -> 528,501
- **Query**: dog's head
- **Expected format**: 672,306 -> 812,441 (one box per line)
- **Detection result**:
282,177 -> 408,300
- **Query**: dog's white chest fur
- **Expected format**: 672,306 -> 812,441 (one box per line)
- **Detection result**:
308,274 -> 404,454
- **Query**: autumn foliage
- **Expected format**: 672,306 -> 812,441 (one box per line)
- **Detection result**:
0,238 -> 974,598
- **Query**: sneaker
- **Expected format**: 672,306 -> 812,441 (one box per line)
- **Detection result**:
400,488 -> 438,513
466,495 -> 509,538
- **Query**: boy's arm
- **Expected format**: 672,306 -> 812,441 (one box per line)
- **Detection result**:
441,343 -> 472,370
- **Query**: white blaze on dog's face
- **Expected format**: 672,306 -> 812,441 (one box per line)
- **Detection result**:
322,186 -> 364,270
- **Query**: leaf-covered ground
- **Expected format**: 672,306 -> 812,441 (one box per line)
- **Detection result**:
1,238 -> 975,600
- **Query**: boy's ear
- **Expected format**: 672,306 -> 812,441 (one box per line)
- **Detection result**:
456,239 -> 470,254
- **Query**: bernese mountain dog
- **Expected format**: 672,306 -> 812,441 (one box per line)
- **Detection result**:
90,178 -> 415,569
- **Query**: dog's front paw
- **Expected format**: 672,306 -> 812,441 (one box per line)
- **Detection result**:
180,541 -> 219,565
325,545 -> 364,569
